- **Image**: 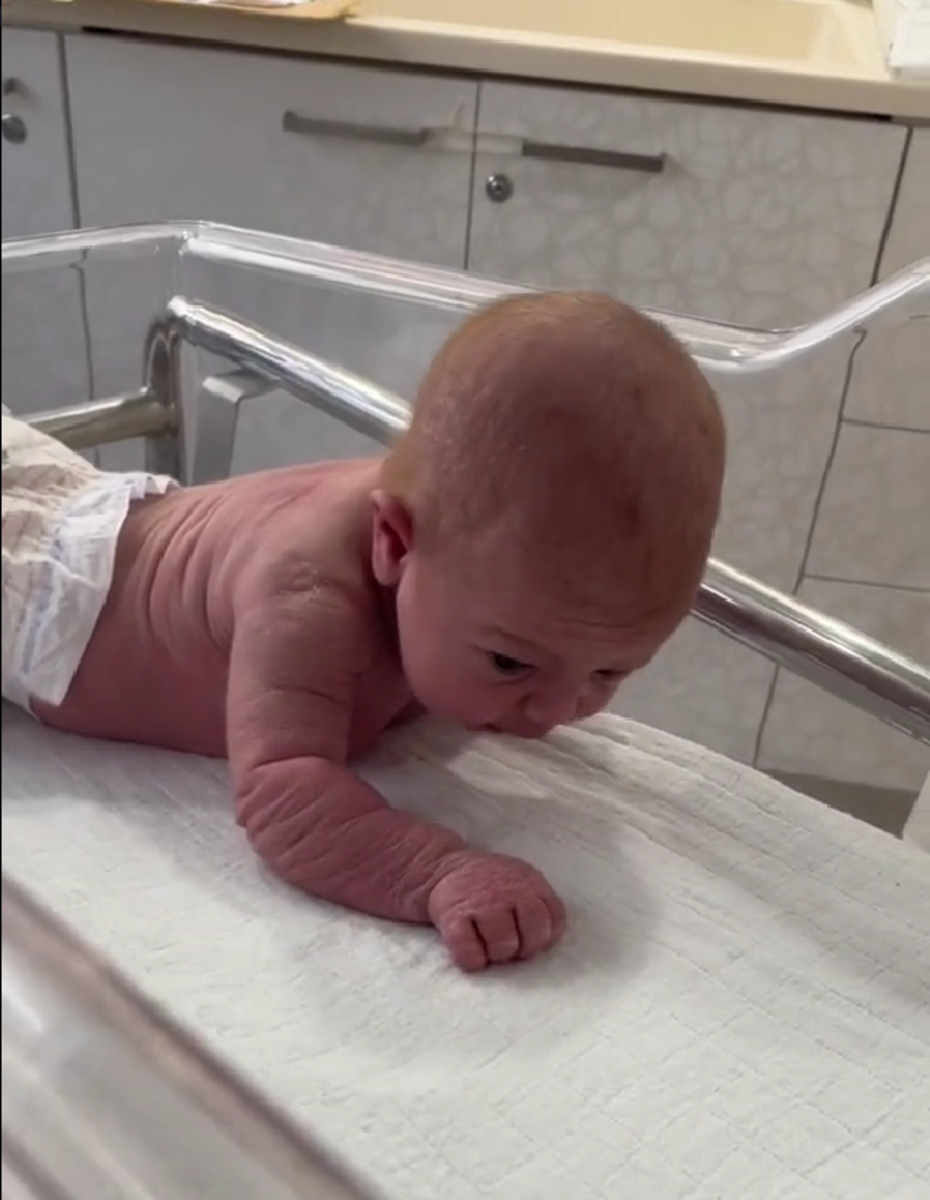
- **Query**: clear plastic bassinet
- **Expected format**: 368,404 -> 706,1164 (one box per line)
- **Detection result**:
2,222 -> 928,1200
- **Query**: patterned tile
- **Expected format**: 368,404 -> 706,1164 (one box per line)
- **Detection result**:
806,425 -> 930,589
758,577 -> 930,791
844,129 -> 930,432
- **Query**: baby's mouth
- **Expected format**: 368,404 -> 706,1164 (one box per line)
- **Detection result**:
476,722 -> 548,739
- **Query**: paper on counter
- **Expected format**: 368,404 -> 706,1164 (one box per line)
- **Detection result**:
873,0 -> 930,78
142,0 -> 355,17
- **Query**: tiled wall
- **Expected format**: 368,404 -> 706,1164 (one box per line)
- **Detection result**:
757,130 -> 930,792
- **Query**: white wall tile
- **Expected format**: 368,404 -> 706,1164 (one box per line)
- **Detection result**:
758,578 -> 930,791
806,425 -> 930,589
843,129 -> 930,432
610,617 -> 777,767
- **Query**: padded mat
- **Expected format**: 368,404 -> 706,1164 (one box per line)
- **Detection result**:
3,704 -> 929,1199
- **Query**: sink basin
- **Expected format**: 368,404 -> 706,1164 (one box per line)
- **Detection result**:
365,0 -> 863,66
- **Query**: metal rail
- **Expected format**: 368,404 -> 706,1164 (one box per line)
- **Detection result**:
163,298 -> 930,744
1,876 -> 383,1200
27,296 -> 930,744
3,221 -> 928,373
27,390 -> 171,449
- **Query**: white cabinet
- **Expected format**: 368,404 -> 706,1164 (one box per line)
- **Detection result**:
64,33 -> 477,472
1,28 -> 74,239
467,80 -> 909,765
66,34 -> 476,266
468,80 -> 906,326
1,29 -> 90,421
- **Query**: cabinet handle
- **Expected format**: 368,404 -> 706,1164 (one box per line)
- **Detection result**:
282,110 -> 432,148
1,113 -> 27,145
282,113 -> 665,171
519,139 -> 667,174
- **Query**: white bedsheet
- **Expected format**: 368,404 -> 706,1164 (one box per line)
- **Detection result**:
2,703 -> 929,1200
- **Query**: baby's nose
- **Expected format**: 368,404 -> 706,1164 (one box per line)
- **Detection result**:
521,687 -> 580,733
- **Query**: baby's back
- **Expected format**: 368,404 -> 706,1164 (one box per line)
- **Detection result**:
34,459 -> 380,756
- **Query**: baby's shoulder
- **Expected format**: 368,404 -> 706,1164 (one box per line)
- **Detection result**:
229,460 -> 380,614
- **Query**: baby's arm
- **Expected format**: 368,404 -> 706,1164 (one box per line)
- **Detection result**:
227,586 -> 465,924
228,583 -> 566,970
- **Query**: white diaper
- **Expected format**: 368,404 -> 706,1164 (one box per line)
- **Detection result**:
1,409 -> 177,711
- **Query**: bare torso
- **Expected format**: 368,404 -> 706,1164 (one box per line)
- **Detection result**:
28,457 -> 565,974
33,458 -> 413,758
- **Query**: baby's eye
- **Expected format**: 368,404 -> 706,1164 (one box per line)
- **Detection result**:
594,669 -> 627,684
489,651 -> 532,676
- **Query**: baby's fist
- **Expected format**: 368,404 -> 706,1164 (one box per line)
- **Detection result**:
428,851 -> 566,972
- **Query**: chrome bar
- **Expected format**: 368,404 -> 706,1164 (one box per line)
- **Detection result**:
188,225 -> 930,373
3,222 -> 928,373
1,876 -> 384,1200
28,391 -> 172,450
155,298 -> 930,743
166,295 -> 410,444
698,561 -> 930,742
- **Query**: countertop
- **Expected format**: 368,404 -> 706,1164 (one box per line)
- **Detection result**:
3,0 -> 929,120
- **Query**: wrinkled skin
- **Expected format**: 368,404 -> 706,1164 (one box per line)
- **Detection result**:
34,460 -> 682,971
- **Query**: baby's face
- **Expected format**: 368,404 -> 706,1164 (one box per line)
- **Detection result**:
392,551 -> 681,739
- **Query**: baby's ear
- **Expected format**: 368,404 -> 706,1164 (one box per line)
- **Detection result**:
371,490 -> 414,586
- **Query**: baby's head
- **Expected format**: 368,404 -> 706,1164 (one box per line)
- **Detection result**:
372,291 -> 725,738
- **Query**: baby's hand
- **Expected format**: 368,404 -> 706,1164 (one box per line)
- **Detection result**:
428,851 -> 566,972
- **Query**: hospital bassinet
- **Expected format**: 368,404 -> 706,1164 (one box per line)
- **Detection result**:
2,223 -> 929,1200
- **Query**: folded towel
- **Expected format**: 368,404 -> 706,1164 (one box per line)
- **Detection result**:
3,706 -> 928,1199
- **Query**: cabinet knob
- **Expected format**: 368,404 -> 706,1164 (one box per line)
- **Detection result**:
485,173 -> 514,203
1,113 -> 27,145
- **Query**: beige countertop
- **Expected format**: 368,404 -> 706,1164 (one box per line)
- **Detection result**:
4,0 -> 929,120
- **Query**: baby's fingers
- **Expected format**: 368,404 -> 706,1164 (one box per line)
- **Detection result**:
475,907 -> 522,965
515,896 -> 560,960
441,916 -> 490,973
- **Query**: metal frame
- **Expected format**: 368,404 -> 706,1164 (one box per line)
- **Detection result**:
24,293 -> 930,744
4,222 -> 928,371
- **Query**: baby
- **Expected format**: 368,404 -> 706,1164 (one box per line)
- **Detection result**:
1,293 -> 726,972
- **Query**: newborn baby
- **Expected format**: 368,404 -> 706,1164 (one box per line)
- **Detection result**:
2,293 -> 726,971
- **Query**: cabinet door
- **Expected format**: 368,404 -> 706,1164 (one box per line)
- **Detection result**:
467,81 -> 907,766
1,28 -> 74,238
1,29 -> 90,423
64,34 -> 477,471
468,80 -> 904,326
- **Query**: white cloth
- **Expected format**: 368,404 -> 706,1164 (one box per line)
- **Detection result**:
2,706 -> 928,1200
1,411 -> 176,710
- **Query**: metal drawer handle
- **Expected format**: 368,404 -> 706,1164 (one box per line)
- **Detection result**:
1,113 -> 27,145
282,110 -> 433,148
282,113 -> 665,173
519,139 -> 667,174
